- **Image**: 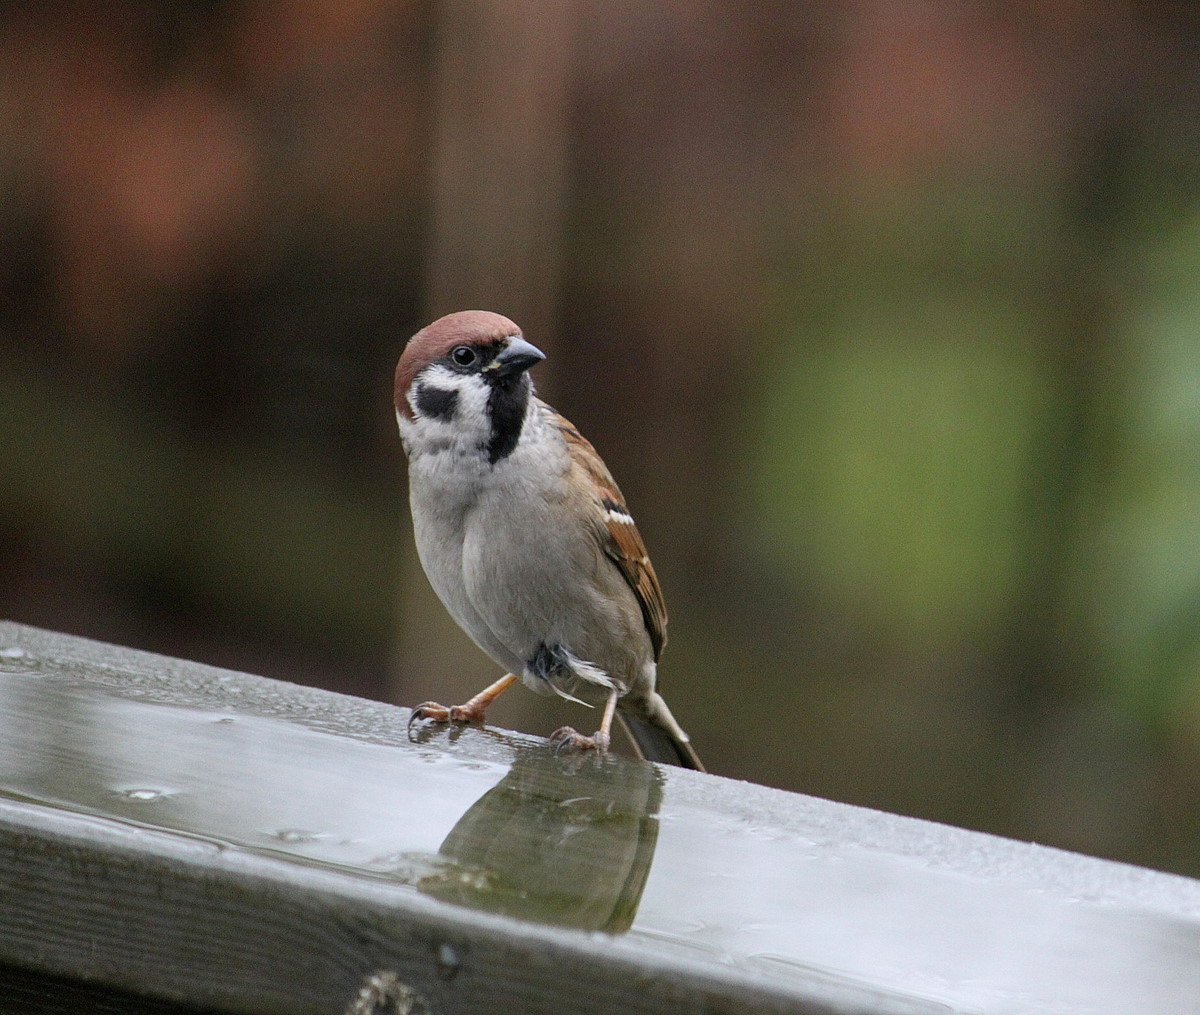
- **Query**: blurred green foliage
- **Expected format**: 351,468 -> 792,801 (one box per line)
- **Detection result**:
754,290 -> 1045,643
1097,203 -> 1200,735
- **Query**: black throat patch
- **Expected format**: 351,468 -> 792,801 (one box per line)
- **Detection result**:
485,374 -> 531,464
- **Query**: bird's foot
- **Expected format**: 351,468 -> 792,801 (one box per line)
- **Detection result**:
406,700 -> 488,738
406,674 -> 519,741
550,726 -> 611,755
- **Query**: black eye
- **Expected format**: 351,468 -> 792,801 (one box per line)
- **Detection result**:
451,345 -> 477,367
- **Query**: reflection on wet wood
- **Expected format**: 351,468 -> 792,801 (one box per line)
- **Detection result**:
424,753 -> 662,932
4,620 -> 1200,1015
0,622 -> 819,1015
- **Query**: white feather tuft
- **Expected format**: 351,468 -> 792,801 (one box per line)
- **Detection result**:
539,648 -> 619,706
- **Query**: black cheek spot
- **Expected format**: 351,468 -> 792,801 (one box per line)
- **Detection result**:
415,384 -> 459,421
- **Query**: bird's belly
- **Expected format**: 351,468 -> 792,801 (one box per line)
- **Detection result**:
460,503 -> 650,694
410,490 -> 525,675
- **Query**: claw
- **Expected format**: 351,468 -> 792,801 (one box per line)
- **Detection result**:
550,726 -> 611,756
550,726 -> 576,756
405,674 -> 517,743
406,698 -> 496,742
407,701 -> 452,740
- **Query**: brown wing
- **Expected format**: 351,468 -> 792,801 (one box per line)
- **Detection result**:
547,405 -> 668,659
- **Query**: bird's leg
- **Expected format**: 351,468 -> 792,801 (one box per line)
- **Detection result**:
551,687 -> 618,755
407,672 -> 518,734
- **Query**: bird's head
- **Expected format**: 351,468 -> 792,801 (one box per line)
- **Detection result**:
395,310 -> 546,463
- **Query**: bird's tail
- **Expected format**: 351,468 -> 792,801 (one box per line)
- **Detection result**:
617,694 -> 705,771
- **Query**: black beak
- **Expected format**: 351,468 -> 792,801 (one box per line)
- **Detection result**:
488,337 -> 546,377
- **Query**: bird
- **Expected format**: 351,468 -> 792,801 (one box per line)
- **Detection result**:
395,310 -> 704,770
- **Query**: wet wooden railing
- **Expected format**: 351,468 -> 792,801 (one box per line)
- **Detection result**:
1,619 -> 1199,1015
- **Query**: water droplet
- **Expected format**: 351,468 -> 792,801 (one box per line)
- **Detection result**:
435,942 -> 461,980
118,787 -> 170,802
0,647 -> 35,673
273,828 -> 323,843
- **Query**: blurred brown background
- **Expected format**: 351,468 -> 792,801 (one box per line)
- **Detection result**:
4,1 -> 1200,876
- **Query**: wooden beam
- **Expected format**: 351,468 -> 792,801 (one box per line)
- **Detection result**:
395,0 -> 574,729
3,621 -> 1200,1014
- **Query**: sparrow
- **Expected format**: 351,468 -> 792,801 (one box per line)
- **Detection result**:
395,310 -> 704,770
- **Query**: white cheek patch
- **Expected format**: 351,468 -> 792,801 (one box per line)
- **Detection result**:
420,363 -> 462,387
401,366 -> 495,462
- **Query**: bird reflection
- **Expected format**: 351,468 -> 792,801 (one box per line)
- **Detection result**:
419,749 -> 663,933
